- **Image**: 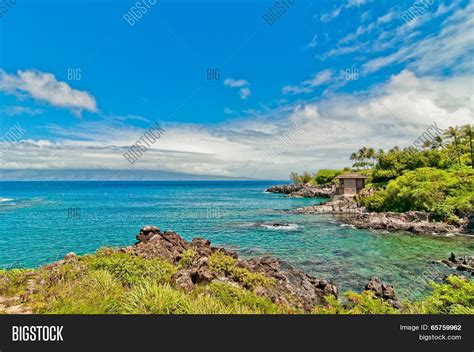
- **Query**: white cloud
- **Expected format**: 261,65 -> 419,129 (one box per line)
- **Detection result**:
319,0 -> 370,23
346,0 -> 370,8
337,9 -> 398,46
435,0 -> 461,16
306,34 -> 318,49
224,77 -> 251,99
320,6 -> 342,23
363,1 -> 474,74
3,70 -> 471,179
0,105 -> 44,116
282,85 -> 313,95
224,78 -> 248,88
0,69 -> 98,114
282,69 -> 335,95
239,87 -> 251,100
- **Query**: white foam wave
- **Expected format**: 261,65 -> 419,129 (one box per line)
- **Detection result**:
261,223 -> 299,231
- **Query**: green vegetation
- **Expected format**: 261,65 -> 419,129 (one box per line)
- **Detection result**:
289,169 -> 343,185
313,169 -> 342,184
0,249 -> 471,314
350,147 -> 377,170
290,171 -> 313,184
349,124 -> 473,221
362,167 -> 474,223
312,291 -> 398,314
178,249 -> 196,269
0,251 -> 284,314
312,275 -> 473,315
208,251 -> 275,289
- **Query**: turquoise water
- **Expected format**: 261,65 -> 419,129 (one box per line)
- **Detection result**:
1,181 -> 472,297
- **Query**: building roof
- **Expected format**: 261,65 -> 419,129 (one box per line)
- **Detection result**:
334,172 -> 369,179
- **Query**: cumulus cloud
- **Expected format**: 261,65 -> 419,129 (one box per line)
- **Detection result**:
224,77 -> 251,99
2,70 -> 472,179
224,78 -> 248,87
0,69 -> 98,114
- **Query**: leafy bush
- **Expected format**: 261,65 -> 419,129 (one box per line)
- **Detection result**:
178,249 -> 196,269
290,171 -> 313,184
431,204 -> 460,225
422,275 -> 474,314
208,251 -> 236,273
312,275 -> 473,315
231,267 -> 275,289
362,167 -> 474,217
312,291 -> 398,314
209,251 -> 275,289
313,169 -> 342,184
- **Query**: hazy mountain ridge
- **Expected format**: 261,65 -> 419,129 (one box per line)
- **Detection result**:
0,169 -> 255,181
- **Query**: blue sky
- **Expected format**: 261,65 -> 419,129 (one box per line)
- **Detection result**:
0,0 -> 473,178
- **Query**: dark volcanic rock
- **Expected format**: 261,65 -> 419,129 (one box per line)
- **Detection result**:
122,226 -> 337,311
343,211 -> 466,235
364,277 -> 401,309
293,201 -> 468,235
241,256 -> 337,309
124,226 -> 189,263
266,183 -> 335,198
437,253 -> 474,274
291,197 -> 361,214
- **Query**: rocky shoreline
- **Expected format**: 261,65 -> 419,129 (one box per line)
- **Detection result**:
266,183 -> 334,198
125,226 -> 338,311
290,198 -> 471,235
128,226 -> 404,309
5,226 -> 472,314
434,253 -> 474,274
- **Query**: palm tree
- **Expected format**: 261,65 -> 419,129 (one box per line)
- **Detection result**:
422,140 -> 432,149
444,126 -> 461,166
358,147 -> 369,169
461,124 -> 473,168
366,147 -> 376,168
432,135 -> 443,150
350,152 -> 359,169
374,149 -> 384,166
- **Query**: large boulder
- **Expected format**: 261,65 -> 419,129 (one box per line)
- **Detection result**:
123,226 -> 338,312
124,227 -> 189,263
364,277 -> 401,309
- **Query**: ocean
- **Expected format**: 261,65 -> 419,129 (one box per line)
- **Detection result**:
1,180 -> 472,297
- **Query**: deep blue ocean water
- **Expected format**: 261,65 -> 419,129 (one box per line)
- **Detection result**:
1,181 -> 472,297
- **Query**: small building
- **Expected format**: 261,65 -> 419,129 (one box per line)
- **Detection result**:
334,172 -> 368,196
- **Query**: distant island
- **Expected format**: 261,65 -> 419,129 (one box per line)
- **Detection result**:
0,169 -> 256,181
